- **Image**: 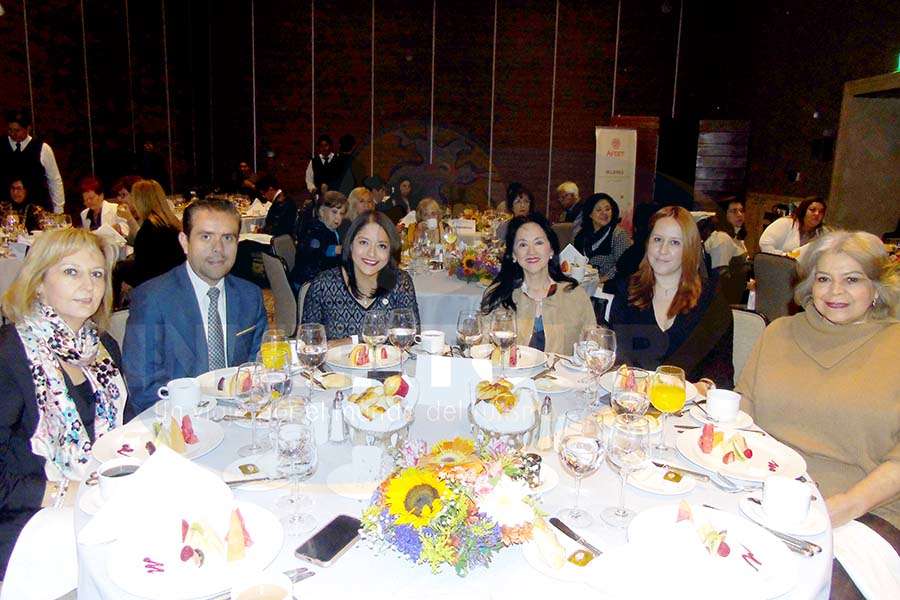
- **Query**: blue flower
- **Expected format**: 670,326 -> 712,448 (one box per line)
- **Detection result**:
392,525 -> 423,561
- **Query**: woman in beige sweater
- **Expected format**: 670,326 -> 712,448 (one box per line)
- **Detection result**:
481,214 -> 596,355
738,230 -> 900,530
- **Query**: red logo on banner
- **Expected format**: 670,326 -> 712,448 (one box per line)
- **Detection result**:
611,138 -> 621,150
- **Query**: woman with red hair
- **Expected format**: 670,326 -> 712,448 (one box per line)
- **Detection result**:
607,206 -> 734,389
77,176 -> 127,235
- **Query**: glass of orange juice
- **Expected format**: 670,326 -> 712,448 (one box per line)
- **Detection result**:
649,365 -> 686,456
260,329 -> 291,370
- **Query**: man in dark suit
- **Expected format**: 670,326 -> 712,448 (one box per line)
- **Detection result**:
258,175 -> 297,238
123,197 -> 267,413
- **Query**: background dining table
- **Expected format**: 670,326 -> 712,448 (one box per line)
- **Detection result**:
73,355 -> 832,599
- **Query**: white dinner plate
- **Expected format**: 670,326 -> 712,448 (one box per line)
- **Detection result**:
534,376 -> 575,394
326,463 -> 381,501
342,376 -> 419,433
222,453 -> 287,492
689,406 -> 753,429
196,367 -> 239,398
106,502 -> 284,600
92,417 -> 225,463
325,344 -> 402,370
599,371 -> 699,402
676,428 -> 807,483
627,503 -> 799,599
521,525 -> 606,584
739,497 -> 829,537
628,464 -> 697,496
469,344 -> 547,370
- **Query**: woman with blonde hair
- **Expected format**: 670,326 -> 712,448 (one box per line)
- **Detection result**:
737,230 -> 899,595
113,179 -> 185,298
608,205 -> 734,389
0,229 -> 128,576
407,196 -> 444,247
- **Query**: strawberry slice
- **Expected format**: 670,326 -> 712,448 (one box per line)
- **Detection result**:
181,519 -> 189,543
699,423 -> 714,454
181,415 -> 199,444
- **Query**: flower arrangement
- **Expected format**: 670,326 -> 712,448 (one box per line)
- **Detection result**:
446,247 -> 500,285
361,437 -> 543,576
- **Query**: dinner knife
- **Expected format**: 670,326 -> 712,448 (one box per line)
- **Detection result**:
224,475 -> 283,487
549,517 -> 602,556
651,461 -> 710,483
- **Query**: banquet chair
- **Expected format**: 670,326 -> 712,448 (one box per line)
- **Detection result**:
108,309 -> 129,351
0,507 -> 78,600
753,252 -> 798,321
296,282 -> 311,325
731,308 -> 767,380
271,234 -> 296,273
552,222 -> 575,249
261,253 -> 297,336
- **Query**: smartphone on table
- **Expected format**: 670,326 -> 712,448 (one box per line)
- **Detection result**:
294,514 -> 361,567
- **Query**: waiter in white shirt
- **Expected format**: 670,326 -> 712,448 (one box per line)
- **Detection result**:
304,134 -> 344,196
1,109 -> 65,214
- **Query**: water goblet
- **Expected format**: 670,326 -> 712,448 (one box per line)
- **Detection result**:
556,409 -> 605,528
489,308 -> 517,376
362,311 -> 388,366
580,326 -> 617,407
296,323 -> 327,395
272,402 -> 318,535
456,309 -> 483,357
235,362 -> 272,457
611,368 -> 650,417
387,308 -> 417,367
602,415 -> 651,528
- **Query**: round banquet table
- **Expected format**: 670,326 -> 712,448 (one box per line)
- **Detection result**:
74,359 -> 832,599
412,270 -> 600,339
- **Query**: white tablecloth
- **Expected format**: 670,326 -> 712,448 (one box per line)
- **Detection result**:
412,271 -> 600,340
75,358 -> 831,599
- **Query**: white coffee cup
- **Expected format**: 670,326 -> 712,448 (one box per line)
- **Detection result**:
762,475 -> 811,528
231,571 -> 292,600
157,377 -> 201,412
351,445 -> 384,481
98,457 -> 142,501
415,330 -> 445,354
705,389 -> 741,422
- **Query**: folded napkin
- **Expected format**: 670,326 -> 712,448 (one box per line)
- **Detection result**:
78,445 -> 233,546
834,519 -> 900,600
558,244 -> 587,266
400,210 -> 417,226
246,199 -> 270,217
239,232 -> 272,245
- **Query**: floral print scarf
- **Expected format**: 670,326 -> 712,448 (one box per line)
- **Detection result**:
16,303 -> 126,481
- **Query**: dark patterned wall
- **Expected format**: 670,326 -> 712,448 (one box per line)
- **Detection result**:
2,0 -> 897,215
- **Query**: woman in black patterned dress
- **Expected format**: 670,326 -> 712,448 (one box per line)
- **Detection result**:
301,211 -> 420,342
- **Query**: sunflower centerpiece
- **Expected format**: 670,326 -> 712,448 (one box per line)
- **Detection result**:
361,437 -> 545,575
445,247 -> 500,285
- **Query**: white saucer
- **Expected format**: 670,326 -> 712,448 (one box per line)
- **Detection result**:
153,397 -> 217,419
739,497 -> 828,537
534,376 -> 575,395
222,454 -> 287,491
628,464 -> 697,496
689,405 -> 753,428
529,465 -> 560,495
410,343 -> 452,357
79,485 -> 104,515
326,463 -> 380,501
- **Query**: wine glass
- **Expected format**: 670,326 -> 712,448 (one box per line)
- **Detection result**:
649,365 -> 686,457
556,409 -> 605,527
272,401 -> 318,535
602,415 -> 651,527
260,328 -> 290,370
388,308 -> 417,367
580,326 -> 617,407
489,308 -> 517,376
234,362 -> 272,457
612,368 -> 650,417
362,311 -> 388,367
456,309 -> 483,357
296,323 -> 327,395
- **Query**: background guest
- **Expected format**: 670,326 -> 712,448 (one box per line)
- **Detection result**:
258,175 -> 297,238
482,214 -> 595,354
302,211 -> 419,341
738,230 -> 899,532
113,179 -> 185,302
78,176 -> 127,236
3,178 -> 42,232
378,176 -> 413,214
496,186 -> 535,242
363,175 -> 388,209
290,191 -> 347,289
705,198 -> 749,271
111,175 -> 142,208
573,193 -> 632,283
230,160 -> 258,196
608,205 -> 734,390
345,186 -> 375,225
759,196 -> 828,255
1,109 -> 65,214
408,196 -> 444,247
0,229 -> 127,576
556,181 -> 582,234
305,134 -> 343,196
